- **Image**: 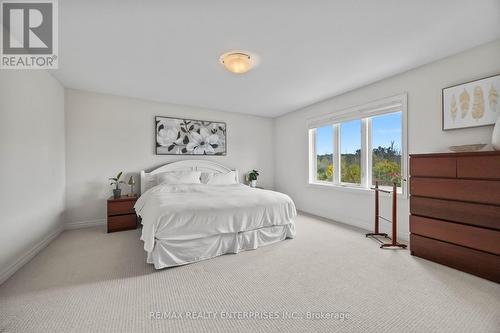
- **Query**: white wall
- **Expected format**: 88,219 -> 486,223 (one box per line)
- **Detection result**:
65,89 -> 274,227
274,39 -> 500,240
0,70 -> 65,282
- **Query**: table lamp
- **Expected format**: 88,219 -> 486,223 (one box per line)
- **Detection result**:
127,176 -> 136,197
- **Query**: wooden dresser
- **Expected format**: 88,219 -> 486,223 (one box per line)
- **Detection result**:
409,151 -> 500,283
107,196 -> 138,233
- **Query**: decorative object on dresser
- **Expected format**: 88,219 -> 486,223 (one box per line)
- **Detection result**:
409,151 -> 500,283
448,144 -> 487,153
109,171 -> 125,199
248,169 -> 260,188
155,116 -> 227,155
107,196 -> 138,233
442,73 -> 499,130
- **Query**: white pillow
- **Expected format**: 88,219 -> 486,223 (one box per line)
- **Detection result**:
200,172 -> 214,184
143,173 -> 158,192
157,171 -> 201,185
206,171 -> 238,185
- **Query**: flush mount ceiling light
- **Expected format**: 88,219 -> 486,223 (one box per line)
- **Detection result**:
219,52 -> 254,74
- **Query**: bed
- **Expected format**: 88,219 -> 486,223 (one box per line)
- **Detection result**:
135,160 -> 297,269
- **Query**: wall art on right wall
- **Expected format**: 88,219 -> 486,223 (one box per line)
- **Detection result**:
442,73 -> 499,130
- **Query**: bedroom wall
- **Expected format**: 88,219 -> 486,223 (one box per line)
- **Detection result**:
0,70 -> 65,283
64,89 -> 274,227
274,39 -> 500,240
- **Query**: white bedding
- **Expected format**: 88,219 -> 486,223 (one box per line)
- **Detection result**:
134,183 -> 297,267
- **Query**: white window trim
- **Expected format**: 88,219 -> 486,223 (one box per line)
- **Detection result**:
308,128 -> 317,184
307,93 -> 408,197
338,119 -> 363,187
333,124 -> 340,184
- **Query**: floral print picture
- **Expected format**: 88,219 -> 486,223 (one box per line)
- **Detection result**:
156,116 -> 227,155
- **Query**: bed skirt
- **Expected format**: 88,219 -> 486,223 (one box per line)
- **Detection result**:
147,223 -> 296,269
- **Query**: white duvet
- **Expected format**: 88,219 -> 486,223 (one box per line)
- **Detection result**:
135,183 -> 297,255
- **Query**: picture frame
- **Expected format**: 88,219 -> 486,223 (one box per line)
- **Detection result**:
442,73 -> 499,131
155,116 -> 227,155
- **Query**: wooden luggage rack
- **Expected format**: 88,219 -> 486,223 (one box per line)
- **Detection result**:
365,181 -> 407,249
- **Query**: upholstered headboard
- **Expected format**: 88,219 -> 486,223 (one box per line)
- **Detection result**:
140,160 -> 238,194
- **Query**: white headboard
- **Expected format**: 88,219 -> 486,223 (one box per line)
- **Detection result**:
140,160 -> 238,194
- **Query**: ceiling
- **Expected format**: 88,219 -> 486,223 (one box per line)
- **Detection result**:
51,0 -> 500,117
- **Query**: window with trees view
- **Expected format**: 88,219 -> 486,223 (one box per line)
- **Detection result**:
315,125 -> 333,182
340,120 -> 361,184
371,112 -> 402,188
309,94 -> 406,194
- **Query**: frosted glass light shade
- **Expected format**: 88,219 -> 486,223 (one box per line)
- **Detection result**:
220,52 -> 253,74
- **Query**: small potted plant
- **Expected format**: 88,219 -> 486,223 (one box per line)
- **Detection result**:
109,171 -> 125,199
248,169 -> 259,188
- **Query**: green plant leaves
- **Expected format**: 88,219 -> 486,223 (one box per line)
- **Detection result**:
248,169 -> 259,181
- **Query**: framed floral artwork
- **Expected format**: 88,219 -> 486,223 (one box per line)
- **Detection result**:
442,73 -> 499,130
155,116 -> 227,155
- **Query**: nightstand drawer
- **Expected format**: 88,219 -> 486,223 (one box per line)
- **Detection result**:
108,214 -> 137,233
107,200 -> 136,216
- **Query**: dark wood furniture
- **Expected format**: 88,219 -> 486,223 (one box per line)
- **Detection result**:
366,182 -> 407,249
409,151 -> 500,283
107,196 -> 138,233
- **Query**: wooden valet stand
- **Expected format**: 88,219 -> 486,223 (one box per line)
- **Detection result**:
365,181 -> 407,249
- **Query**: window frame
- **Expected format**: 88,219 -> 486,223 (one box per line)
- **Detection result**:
339,119 -> 363,187
308,94 -> 408,197
312,125 -> 335,183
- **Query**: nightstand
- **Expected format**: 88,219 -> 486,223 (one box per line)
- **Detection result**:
107,196 -> 138,233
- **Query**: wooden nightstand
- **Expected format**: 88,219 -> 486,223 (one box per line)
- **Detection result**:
107,196 -> 138,233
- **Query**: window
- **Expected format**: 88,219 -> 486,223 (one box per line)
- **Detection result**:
308,94 -> 407,194
340,120 -> 361,185
372,112 -> 402,189
315,125 -> 333,182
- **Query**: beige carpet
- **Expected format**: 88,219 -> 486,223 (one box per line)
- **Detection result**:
1,213 -> 499,333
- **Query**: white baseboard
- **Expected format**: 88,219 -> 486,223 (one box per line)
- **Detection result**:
298,210 -> 409,242
298,209 -> 371,231
0,226 -> 63,285
65,218 -> 106,230
0,219 -> 106,285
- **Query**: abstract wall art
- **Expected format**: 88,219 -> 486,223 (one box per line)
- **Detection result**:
442,74 -> 499,130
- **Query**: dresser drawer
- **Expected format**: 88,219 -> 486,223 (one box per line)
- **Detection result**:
108,214 -> 137,233
410,197 -> 500,230
410,215 -> 500,255
457,155 -> 500,180
410,234 -> 500,283
410,157 -> 456,178
410,178 -> 500,205
107,200 -> 136,216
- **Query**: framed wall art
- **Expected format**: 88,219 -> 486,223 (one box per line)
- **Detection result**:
155,116 -> 227,155
442,73 -> 499,130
